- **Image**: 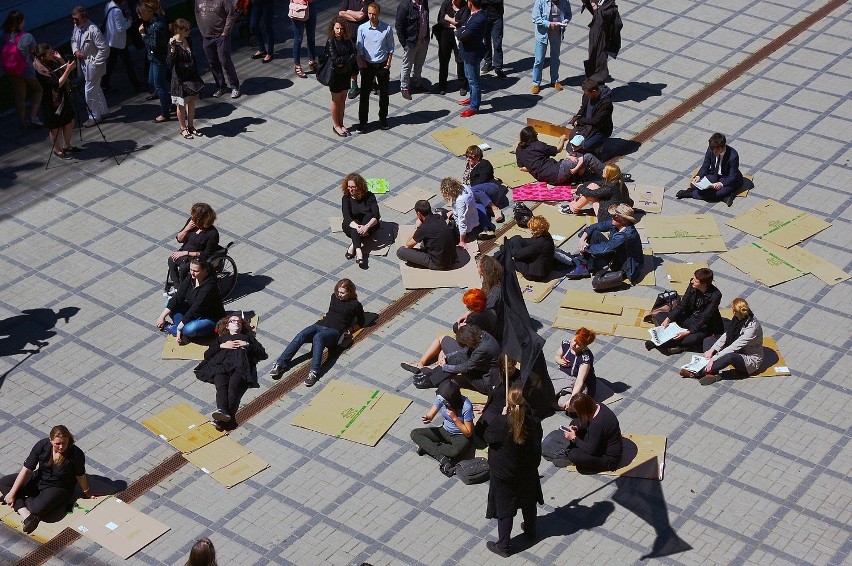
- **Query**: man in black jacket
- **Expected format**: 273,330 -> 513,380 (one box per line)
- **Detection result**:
396,0 -> 430,99
569,78 -> 613,154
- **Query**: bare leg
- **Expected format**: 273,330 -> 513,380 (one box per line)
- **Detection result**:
419,336 -> 442,366
176,104 -> 187,130
186,99 -> 196,129
570,194 -> 591,213
61,122 -> 73,149
330,93 -> 343,130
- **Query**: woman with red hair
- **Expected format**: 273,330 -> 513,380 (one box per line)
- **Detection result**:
453,288 -> 496,336
552,327 -> 597,409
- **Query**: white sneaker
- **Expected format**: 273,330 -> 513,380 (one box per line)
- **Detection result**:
211,409 -> 232,422
29,116 -> 44,127
231,88 -> 241,99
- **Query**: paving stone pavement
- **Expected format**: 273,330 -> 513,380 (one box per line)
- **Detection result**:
1,0 -> 850,564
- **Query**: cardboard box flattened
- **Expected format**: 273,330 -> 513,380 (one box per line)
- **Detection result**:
564,434 -> 666,480
169,422 -> 226,454
727,199 -> 830,247
209,452 -> 270,488
183,436 -> 251,473
432,127 -> 484,156
142,403 -> 209,441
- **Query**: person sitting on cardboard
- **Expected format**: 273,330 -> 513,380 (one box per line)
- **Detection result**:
568,79 -> 613,154
396,199 -> 459,270
494,215 -> 555,282
677,132 -> 743,207
515,126 -> 584,185
645,267 -> 724,355
411,380 -> 475,476
565,203 -> 643,283
463,144 -> 505,223
564,162 -> 631,218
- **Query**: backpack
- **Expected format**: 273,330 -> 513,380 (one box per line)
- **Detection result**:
451,457 -> 490,484
513,202 -> 533,228
541,429 -> 571,462
2,34 -> 26,77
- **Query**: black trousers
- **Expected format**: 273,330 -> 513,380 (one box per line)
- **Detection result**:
0,474 -> 70,516
359,62 -> 390,124
103,45 -> 142,90
436,29 -> 466,91
652,311 -> 708,351
167,255 -> 191,288
342,220 -> 380,250
567,448 -> 619,474
214,372 -> 249,420
496,507 -> 537,552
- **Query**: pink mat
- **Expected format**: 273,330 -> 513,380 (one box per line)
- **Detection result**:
512,182 -> 574,202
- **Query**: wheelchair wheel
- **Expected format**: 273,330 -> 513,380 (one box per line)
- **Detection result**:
214,255 -> 238,299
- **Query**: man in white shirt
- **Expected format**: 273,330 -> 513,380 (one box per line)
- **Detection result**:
71,6 -> 110,126
102,0 -> 142,92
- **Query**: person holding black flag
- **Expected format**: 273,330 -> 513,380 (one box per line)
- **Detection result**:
581,0 -> 621,83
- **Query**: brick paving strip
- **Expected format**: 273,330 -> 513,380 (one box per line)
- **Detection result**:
14,0 -> 847,563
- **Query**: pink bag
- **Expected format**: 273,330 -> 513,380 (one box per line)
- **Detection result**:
2,34 -> 26,77
512,182 -> 574,202
288,1 -> 309,21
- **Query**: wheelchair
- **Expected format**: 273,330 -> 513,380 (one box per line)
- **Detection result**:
165,242 -> 238,300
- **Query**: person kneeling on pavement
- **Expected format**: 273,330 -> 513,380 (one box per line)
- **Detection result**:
565,203 -> 643,283
411,380 -> 474,476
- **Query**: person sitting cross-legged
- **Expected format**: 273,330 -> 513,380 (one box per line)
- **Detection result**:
411,380 -> 475,476
565,203 -> 643,284
396,199 -> 458,270
677,132 -> 744,207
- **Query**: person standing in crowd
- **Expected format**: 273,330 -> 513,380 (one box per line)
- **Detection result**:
434,0 -> 468,96
325,17 -> 358,137
167,19 -> 205,139
138,0 -> 171,123
195,0 -> 240,99
0,426 -> 91,534
341,172 -> 381,268
396,200 -> 458,270
480,0 -> 505,78
3,11 -> 43,129
355,2 -> 394,132
477,386 -> 543,557
562,392 -> 623,473
102,0 -> 143,92
289,0 -> 316,77
339,0 -> 369,98
71,6 -> 109,127
456,0 -> 487,117
411,380 -> 475,476
569,78 -> 613,154
33,45 -> 77,159
249,0 -> 275,64
678,132 -> 744,207
530,0 -> 571,94
396,0 -> 430,100
582,0 -> 621,83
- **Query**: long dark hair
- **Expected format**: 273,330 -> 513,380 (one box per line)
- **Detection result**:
336,278 -> 357,301
568,393 -> 597,427
185,537 -> 218,566
3,10 -> 24,33
517,126 -> 538,150
328,16 -> 351,40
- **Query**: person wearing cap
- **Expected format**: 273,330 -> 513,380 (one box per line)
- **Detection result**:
410,380 -> 475,476
568,78 -> 613,154
567,203 -> 642,283
678,132 -> 743,207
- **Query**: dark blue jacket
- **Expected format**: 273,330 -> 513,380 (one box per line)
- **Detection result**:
582,220 -> 643,284
697,146 -> 743,188
456,9 -> 487,63
395,0 -> 429,48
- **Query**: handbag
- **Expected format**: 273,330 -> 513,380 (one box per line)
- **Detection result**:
513,202 -> 533,228
288,1 -> 309,21
592,267 -> 626,292
451,457 -> 490,485
316,50 -> 333,86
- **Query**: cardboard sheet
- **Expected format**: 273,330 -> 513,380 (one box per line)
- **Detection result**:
76,497 -> 170,560
664,261 -> 709,287
461,388 -> 488,405
553,290 -> 653,338
291,380 -> 411,446
489,147 -> 537,188
753,336 -> 791,377
1,495 -> 110,544
564,434 -> 667,480
180,435 -> 269,487
517,273 -> 562,303
595,380 -> 624,406
398,225 -> 480,289
142,403 -> 210,442
161,314 -> 260,360
632,248 -> 657,286
168,422 -> 226,453
727,200 -> 830,247
627,184 -> 664,214
383,187 -> 437,213
642,215 -> 727,253
432,127 -> 485,156
719,241 -> 848,287
210,452 -> 271,488
526,117 -> 572,138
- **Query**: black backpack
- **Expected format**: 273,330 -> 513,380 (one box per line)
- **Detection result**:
513,202 -> 533,228
542,429 -> 572,463
452,457 -> 490,484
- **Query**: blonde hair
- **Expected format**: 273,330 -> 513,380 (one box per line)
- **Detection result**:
528,216 -> 550,235
602,163 -> 622,184
440,177 -> 463,202
506,386 -> 529,444
732,297 -> 750,319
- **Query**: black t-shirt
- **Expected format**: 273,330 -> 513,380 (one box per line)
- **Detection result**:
318,294 -> 365,332
515,141 -> 561,185
24,438 -> 86,490
413,214 -> 458,269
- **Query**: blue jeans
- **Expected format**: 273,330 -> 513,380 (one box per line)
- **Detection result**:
169,312 -> 216,338
469,182 -> 501,207
291,9 -> 317,65
532,35 -> 561,85
148,60 -> 170,117
276,324 -> 340,372
463,60 -> 481,111
581,132 -> 605,153
483,17 -> 503,69
250,0 -> 275,55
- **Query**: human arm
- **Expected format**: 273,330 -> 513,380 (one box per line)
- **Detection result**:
571,413 -> 605,455
684,288 -> 722,335
222,0 -> 237,36
571,358 -> 591,398
578,180 -> 614,199
2,466 -> 34,506
531,0 -> 548,27
395,2 -> 408,44
77,474 -> 91,498
444,406 -> 474,437
554,342 -> 568,366
421,404 -> 440,424
511,237 -> 541,262
718,147 -> 741,188
586,225 -> 625,256
575,96 -> 613,128
470,160 -> 495,186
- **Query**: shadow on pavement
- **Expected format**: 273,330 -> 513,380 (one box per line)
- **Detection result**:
610,81 -> 667,103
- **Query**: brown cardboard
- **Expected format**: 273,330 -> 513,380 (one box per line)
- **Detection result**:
291,380 -> 412,446
76,498 -> 170,560
554,291 -> 653,338
726,200 -> 830,247
564,434 -> 667,480
664,261 -> 709,287
183,436 -> 251,473
628,184 -> 665,214
142,403 -> 209,442
642,215 -> 727,253
210,452 -> 270,488
632,249 -> 656,286
383,188 -> 437,213
526,117 -> 573,138
489,147 -> 536,188
560,290 -> 624,314
398,225 -> 481,289
161,314 -> 260,360
517,272 -> 560,303
168,422 -> 226,453
461,388 -> 488,405
753,336 -> 791,377
719,241 -> 848,287
432,127 -> 485,156
689,170 -> 752,197
532,203 -> 592,243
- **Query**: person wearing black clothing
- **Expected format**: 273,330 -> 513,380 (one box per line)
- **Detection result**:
341,173 -> 381,269
396,199 -> 458,270
435,0 -> 469,95
1,426 -> 90,534
480,0 -> 505,77
583,0 -> 621,83
33,44 -> 77,160
195,315 -> 267,430
477,386 -> 543,557
138,1 -> 171,122
496,215 -> 555,281
572,163 -> 632,220
562,392 -> 622,473
339,0 -> 369,97
269,279 -> 365,386
515,127 -> 584,185
166,203 -> 219,293
326,17 -> 358,136
569,78 -> 613,153
646,267 -> 723,355
463,145 -> 504,222
452,288 -> 497,337
157,258 -> 226,343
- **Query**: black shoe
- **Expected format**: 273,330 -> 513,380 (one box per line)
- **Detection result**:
494,68 -> 507,78
22,514 -> 40,534
145,93 -> 158,101
305,370 -> 319,387
379,120 -> 389,130
413,372 -> 432,389
481,62 -> 493,73
723,194 -> 734,207
401,362 -> 423,374
357,256 -> 369,269
486,541 -> 510,558
676,190 -> 691,199
416,446 -> 426,456
645,340 -> 656,351
211,409 -> 232,422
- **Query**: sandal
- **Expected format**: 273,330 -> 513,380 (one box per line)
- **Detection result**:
251,51 -> 266,60
294,64 -> 307,78
53,149 -> 72,160
188,127 -> 204,137
308,60 -> 318,73
180,127 -> 194,139
262,55 -> 273,63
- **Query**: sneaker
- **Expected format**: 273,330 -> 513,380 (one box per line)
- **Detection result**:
460,108 -> 478,118
459,86 -> 468,97
416,446 -> 426,456
531,85 -> 540,95
380,120 -> 390,130
478,230 -> 495,240
401,88 -> 412,100
29,116 -> 43,127
268,363 -> 287,380
723,194 -> 734,207
231,88 -> 241,99
212,87 -> 228,98
83,118 -> 99,128
162,288 -> 177,298
565,263 -> 590,279
438,456 -> 455,477
494,68 -> 507,78
676,190 -> 691,199
486,541 -> 510,558
558,203 -> 574,215
481,62 -> 493,73
347,85 -> 360,99
458,98 -> 471,106
553,82 -> 563,91
211,409 -> 232,422
305,370 -> 319,386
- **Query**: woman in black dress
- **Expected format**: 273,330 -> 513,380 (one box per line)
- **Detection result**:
32,44 -> 77,160
562,392 -> 623,473
496,215 -> 555,281
326,17 -> 357,137
166,203 -> 219,294
167,19 -> 204,139
341,172 -> 380,269
195,315 -> 267,430
476,386 -> 543,557
0,425 -> 91,534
